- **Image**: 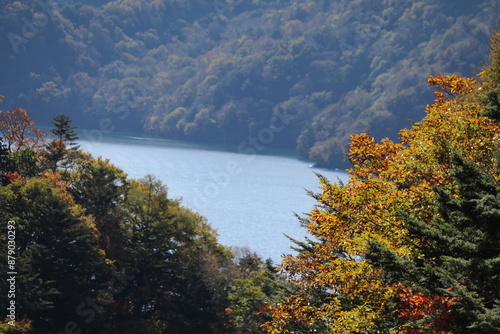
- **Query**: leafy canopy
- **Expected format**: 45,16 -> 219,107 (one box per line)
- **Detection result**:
263,31 -> 500,333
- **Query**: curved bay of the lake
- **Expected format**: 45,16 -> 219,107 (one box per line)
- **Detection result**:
77,133 -> 349,262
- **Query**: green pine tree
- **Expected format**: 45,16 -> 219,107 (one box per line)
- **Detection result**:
0,178 -> 108,334
119,175 -> 229,333
50,114 -> 79,148
367,153 -> 500,333
43,114 -> 80,172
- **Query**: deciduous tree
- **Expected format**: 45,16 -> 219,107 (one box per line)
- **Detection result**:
263,32 -> 500,334
367,153 -> 500,333
67,156 -> 129,254
0,107 -> 44,152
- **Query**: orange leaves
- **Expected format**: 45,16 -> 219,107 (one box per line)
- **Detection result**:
265,65 -> 500,332
5,171 -> 23,183
347,133 -> 404,180
0,107 -> 45,152
393,284 -> 458,334
428,74 -> 481,104
261,291 -> 340,334
41,170 -> 69,193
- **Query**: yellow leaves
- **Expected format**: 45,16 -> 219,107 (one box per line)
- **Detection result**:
328,300 -> 387,334
428,74 -> 481,104
313,174 -> 411,253
267,257 -> 395,333
265,46 -> 500,332
347,133 -> 405,180
398,84 -> 500,185
0,317 -> 32,333
261,291 -> 338,333
41,170 -> 69,192
269,140 -> 426,331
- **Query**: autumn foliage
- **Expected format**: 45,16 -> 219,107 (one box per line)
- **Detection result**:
0,110 -> 293,333
0,107 -> 44,152
392,284 -> 459,334
263,32 -> 500,333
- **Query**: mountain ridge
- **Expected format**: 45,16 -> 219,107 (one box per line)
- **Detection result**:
0,0 -> 498,167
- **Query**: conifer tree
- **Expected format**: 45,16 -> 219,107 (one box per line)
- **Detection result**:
0,178 -> 108,334
263,31 -> 500,333
50,114 -> 79,148
367,153 -> 500,333
102,175 -> 234,333
43,114 -> 80,172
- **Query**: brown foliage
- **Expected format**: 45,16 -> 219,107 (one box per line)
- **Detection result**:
0,107 -> 45,152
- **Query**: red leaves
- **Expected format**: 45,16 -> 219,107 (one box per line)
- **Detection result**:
393,284 -> 459,334
5,171 -> 23,183
264,67 -> 499,333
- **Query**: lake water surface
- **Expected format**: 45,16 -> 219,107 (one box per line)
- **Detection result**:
77,133 -> 349,262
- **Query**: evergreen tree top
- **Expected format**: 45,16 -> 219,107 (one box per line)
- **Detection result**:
50,114 -> 78,142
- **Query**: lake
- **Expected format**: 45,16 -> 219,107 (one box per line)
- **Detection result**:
77,133 -> 349,262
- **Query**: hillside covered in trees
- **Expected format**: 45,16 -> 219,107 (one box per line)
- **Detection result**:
0,106 -> 294,333
0,0 -> 498,167
2,30 -> 500,333
2,5 -> 500,334
263,31 -> 500,333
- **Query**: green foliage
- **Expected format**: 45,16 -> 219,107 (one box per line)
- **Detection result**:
92,174 -> 228,332
367,153 -> 500,333
67,156 -> 129,256
0,0 -> 496,167
7,148 -> 39,177
50,114 -> 79,147
0,107 -> 293,333
42,114 -> 81,172
0,178 -> 108,334
227,252 -> 297,333
68,156 -> 128,219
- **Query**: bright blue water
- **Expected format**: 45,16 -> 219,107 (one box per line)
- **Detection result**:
77,134 -> 349,262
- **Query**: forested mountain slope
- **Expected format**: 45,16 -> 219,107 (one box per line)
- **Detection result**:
0,0 -> 498,167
